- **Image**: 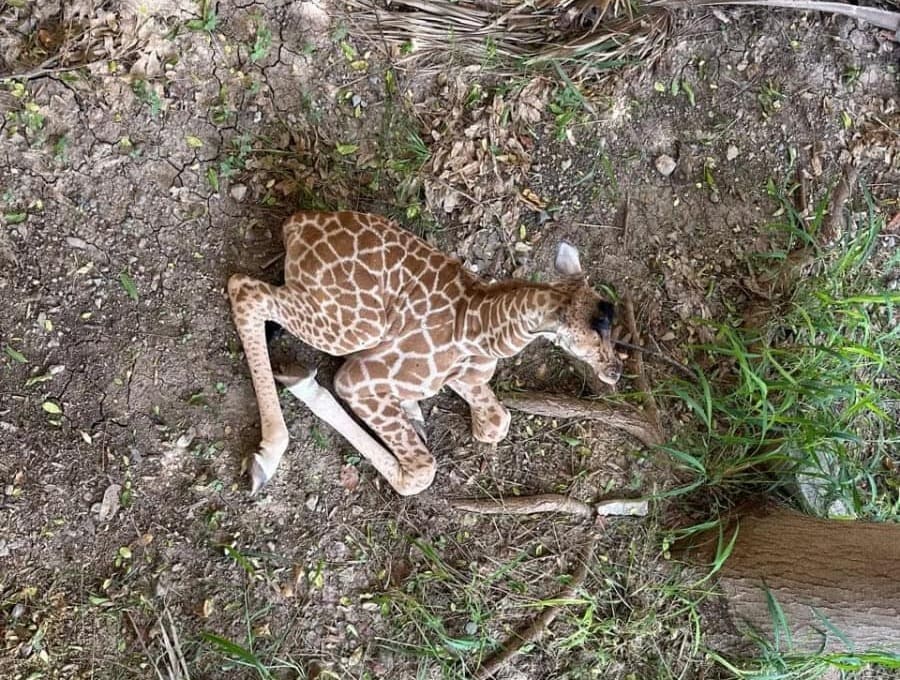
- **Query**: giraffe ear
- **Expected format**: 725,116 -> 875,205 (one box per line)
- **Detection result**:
555,241 -> 582,276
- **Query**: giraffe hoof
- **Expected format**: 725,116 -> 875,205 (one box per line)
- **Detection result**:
248,437 -> 288,494
249,453 -> 276,494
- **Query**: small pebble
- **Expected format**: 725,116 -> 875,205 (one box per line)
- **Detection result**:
230,184 -> 247,202
726,144 -> 739,161
655,154 -> 676,177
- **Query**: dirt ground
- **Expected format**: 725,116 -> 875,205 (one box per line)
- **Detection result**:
1,1 -> 898,678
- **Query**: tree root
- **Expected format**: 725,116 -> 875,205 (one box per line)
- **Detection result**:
452,493 -> 593,517
498,390 -> 662,447
819,163 -> 858,246
748,162 -> 859,304
452,492 -> 647,679
622,292 -> 661,431
451,494 -> 648,519
474,534 -> 598,679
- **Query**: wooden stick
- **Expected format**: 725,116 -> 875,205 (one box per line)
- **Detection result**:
498,390 -> 662,447
622,292 -> 660,430
474,534 -> 598,679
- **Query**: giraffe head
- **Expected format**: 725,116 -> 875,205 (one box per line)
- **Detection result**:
548,242 -> 623,386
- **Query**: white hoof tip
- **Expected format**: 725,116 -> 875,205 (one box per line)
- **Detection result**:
249,457 -> 273,495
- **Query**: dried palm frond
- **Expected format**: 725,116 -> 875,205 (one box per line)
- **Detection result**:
345,0 -> 673,77
345,0 -> 900,80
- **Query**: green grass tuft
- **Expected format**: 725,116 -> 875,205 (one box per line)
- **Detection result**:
661,186 -> 898,521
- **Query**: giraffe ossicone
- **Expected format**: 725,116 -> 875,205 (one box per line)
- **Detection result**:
229,211 -> 623,495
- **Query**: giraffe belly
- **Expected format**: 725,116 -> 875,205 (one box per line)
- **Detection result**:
279,241 -> 390,356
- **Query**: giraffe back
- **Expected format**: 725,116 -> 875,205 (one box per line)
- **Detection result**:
279,211 -> 468,356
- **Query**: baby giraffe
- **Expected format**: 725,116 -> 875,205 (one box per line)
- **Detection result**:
228,211 -> 622,496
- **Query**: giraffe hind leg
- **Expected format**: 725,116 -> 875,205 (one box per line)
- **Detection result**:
228,274 -> 292,492
343,395 -> 435,495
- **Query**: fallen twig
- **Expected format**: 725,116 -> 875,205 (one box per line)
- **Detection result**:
499,390 -> 662,447
474,534 -> 598,679
261,251 -> 285,270
126,611 -> 163,679
0,39 -> 145,81
125,603 -> 189,680
158,604 -> 190,680
622,292 -> 661,430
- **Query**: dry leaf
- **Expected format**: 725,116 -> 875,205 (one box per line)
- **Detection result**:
520,187 -> 548,210
96,484 -> 122,523
201,598 -> 214,618
340,464 -> 359,492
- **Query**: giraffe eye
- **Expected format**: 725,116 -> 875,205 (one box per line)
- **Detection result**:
590,316 -> 610,334
590,301 -> 614,337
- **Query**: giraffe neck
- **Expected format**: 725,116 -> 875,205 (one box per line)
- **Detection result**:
461,280 -> 568,358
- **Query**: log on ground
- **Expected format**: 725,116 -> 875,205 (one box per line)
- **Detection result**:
676,505 -> 900,653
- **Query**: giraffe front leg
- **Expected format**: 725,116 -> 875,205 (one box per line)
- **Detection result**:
401,400 -> 427,443
334,377 -> 435,495
347,395 -> 436,495
276,366 -> 409,494
447,377 -> 511,444
227,274 -> 290,493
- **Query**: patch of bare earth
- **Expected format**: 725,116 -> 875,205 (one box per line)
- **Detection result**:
0,0 -> 897,678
